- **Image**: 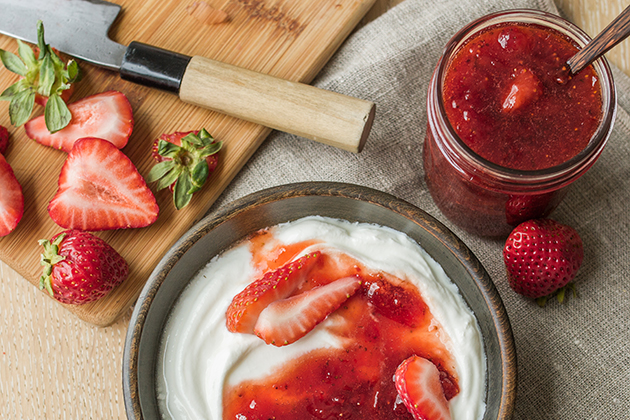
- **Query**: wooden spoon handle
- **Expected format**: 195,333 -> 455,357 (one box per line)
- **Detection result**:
567,4 -> 630,74
179,56 -> 376,153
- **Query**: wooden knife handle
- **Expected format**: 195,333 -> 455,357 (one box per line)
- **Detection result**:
120,42 -> 375,153
179,56 -> 375,153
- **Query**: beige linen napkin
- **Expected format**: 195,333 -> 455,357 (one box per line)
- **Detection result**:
211,0 -> 630,419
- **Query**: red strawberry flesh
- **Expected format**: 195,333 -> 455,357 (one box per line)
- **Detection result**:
395,355 -> 453,420
48,137 -> 159,231
0,125 -> 9,155
226,251 -> 322,334
502,68 -> 543,113
503,218 -> 584,299
0,154 -> 24,237
25,90 -> 133,152
254,275 -> 362,346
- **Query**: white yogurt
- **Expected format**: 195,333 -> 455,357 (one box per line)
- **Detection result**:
156,216 -> 486,419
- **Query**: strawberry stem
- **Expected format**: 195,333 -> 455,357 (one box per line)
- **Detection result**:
0,21 -> 79,131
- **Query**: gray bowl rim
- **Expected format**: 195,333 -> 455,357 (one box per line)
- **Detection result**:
122,181 -> 517,419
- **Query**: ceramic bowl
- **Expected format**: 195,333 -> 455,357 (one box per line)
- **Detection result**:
123,181 -> 516,419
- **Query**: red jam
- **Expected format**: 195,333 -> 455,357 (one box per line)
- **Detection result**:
222,238 -> 459,419
442,22 -> 601,170
423,11 -> 614,237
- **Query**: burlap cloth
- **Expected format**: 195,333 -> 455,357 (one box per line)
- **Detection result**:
2,0 -> 629,418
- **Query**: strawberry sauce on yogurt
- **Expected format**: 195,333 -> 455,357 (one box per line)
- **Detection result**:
157,217 -> 486,419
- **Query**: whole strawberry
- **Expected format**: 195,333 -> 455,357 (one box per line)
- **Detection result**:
147,129 -> 221,210
503,219 -> 583,303
39,230 -> 129,305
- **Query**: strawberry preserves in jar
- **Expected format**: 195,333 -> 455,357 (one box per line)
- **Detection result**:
423,10 -> 616,236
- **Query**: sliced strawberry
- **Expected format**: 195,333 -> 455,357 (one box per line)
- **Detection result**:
395,356 -> 453,420
502,68 -> 543,113
226,251 -> 322,334
0,125 -> 8,154
24,90 -> 133,152
254,276 -> 362,346
48,137 -> 159,231
0,154 -> 24,237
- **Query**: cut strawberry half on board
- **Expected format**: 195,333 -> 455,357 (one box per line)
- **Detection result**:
24,90 -> 133,152
0,154 -> 24,237
395,355 -> 453,420
48,137 -> 159,231
254,275 -> 362,346
226,251 -> 322,334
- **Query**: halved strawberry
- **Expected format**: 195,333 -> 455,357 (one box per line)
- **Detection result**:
0,154 -> 24,236
24,90 -> 133,152
502,68 -> 543,113
254,275 -> 362,346
48,137 -> 159,231
226,251 -> 322,334
395,356 -> 453,420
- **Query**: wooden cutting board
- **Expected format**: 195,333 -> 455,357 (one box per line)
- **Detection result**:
0,0 -> 376,327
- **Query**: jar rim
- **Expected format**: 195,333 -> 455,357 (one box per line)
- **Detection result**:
432,8 -> 617,187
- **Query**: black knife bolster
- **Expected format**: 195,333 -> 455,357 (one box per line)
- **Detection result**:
120,42 -> 191,94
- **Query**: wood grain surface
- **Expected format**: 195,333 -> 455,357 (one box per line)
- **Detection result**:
0,0 -> 376,327
1,0 -> 629,419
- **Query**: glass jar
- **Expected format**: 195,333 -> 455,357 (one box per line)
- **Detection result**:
423,9 -> 616,237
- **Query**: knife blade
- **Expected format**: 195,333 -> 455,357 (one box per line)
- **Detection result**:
0,0 -> 375,152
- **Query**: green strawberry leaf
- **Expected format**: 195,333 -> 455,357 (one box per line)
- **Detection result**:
147,160 -> 176,183
38,234 -> 67,298
200,141 -> 222,156
173,174 -> 193,210
0,80 -> 25,101
189,160 -> 209,193
44,93 -> 72,133
66,60 -> 80,83
9,89 -> 36,126
183,131 -> 204,147
0,49 -> 27,76
155,166 -> 182,191
157,139 -> 182,158
17,39 -> 37,69
39,53 -> 55,97
36,20 -> 47,56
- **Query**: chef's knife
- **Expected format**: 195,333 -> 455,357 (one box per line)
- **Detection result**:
0,0 -> 375,152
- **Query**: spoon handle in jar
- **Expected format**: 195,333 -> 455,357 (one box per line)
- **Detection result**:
567,4 -> 630,74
